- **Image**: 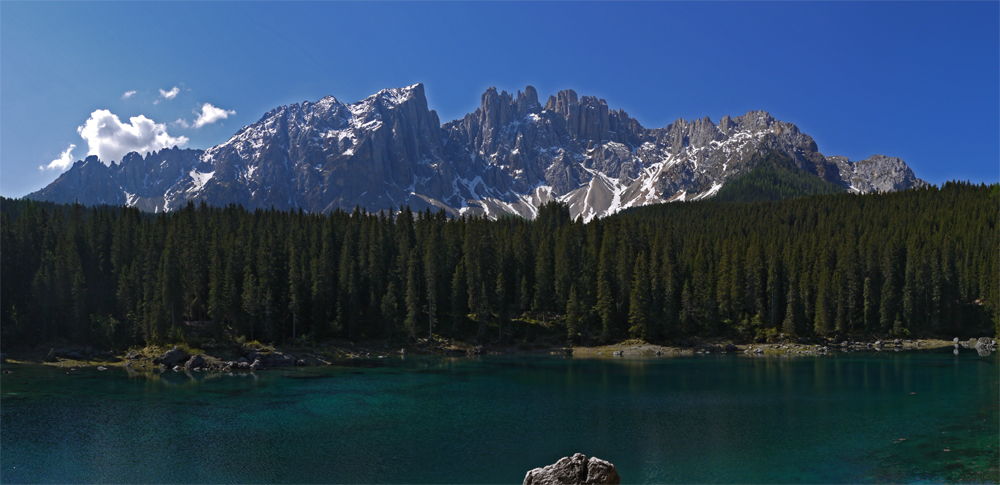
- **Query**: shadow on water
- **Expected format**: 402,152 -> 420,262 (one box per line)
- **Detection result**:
329,358 -> 388,369
205,388 -> 255,397
283,373 -> 335,379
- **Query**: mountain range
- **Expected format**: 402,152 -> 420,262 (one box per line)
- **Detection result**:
28,83 -> 927,220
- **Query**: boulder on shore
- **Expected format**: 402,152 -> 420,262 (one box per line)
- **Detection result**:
260,352 -> 295,367
974,337 -> 997,348
154,347 -> 190,367
184,354 -> 206,370
523,453 -> 620,485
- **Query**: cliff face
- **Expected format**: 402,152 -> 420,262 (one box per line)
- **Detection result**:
29,84 -> 928,219
826,154 -> 928,193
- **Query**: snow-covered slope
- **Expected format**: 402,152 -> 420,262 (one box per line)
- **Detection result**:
29,84 -> 928,219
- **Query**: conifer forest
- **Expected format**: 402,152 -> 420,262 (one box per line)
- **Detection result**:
1,182 -> 996,350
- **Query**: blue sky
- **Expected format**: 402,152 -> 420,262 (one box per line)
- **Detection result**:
2,1 -> 997,197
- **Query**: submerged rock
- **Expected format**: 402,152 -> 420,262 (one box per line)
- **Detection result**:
523,453 -> 620,485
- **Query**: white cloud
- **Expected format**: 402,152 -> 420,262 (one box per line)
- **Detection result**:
122,90 -> 137,99
77,109 -> 189,164
193,103 -> 236,128
173,118 -> 191,128
41,144 -> 77,171
159,86 -> 180,100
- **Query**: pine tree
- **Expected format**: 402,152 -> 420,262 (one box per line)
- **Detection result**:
405,249 -> 421,340
880,241 -> 908,335
496,270 -> 508,342
242,269 -> 258,342
381,281 -> 400,343
596,227 -> 617,343
782,279 -> 799,336
533,235 -> 554,312
451,259 -> 468,333
424,234 -> 438,340
553,228 -> 575,312
288,241 -> 304,340
614,224 -> 634,331
628,252 -> 651,340
692,246 -> 717,335
901,244 -> 918,334
814,266 -> 832,336
680,280 -> 694,335
659,238 -> 679,339
745,241 -> 766,330
863,277 -> 876,335
519,274 -> 531,316
566,284 -> 584,343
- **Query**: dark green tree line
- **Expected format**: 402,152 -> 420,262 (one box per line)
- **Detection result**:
1,181 -> 996,349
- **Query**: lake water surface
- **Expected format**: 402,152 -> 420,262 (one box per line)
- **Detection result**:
2,348 -> 997,483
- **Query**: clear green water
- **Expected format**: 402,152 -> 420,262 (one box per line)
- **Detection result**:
1,348 -> 997,483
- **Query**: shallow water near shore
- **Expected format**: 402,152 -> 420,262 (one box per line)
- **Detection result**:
2,347 -> 997,483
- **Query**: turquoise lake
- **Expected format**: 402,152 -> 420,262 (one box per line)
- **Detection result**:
2,348 -> 997,483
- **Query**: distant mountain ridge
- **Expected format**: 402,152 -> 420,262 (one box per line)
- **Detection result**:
28,83 -> 928,219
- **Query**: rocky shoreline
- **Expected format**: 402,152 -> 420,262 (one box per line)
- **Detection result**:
0,336 -> 995,376
569,336 -> 996,358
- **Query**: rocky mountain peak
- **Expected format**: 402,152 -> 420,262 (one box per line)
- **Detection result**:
516,86 -> 542,117
545,89 -> 579,116
29,84 -> 928,221
480,86 -> 519,130
372,83 -> 425,106
826,154 -> 929,194
734,110 -> 777,133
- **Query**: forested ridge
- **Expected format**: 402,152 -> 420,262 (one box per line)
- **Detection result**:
712,153 -> 846,203
1,182 -> 996,350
